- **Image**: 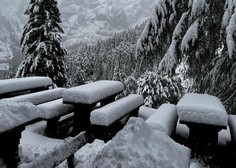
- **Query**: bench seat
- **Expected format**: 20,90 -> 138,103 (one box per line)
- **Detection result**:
2,88 -> 65,105
146,104 -> 178,136
91,94 -> 144,141
37,98 -> 74,120
91,94 -> 144,126
0,77 -> 52,98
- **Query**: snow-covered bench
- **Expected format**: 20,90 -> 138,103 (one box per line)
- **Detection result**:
62,80 -> 124,137
176,93 -> 228,154
90,94 -> 144,141
19,132 -> 87,168
228,115 -> 236,144
145,104 -> 178,137
0,76 -> 52,99
2,88 -> 74,137
0,101 -> 40,167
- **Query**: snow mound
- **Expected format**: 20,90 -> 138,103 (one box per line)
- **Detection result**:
0,101 -> 39,133
63,80 -> 124,104
91,117 -> 191,168
177,93 -> 228,126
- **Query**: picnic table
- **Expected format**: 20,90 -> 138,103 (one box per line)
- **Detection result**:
62,80 -> 124,139
176,93 -> 228,154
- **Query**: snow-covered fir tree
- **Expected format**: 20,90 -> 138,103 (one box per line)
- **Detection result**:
136,0 -> 236,113
16,0 -> 67,87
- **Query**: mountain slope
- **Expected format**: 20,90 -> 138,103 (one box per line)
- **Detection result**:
0,0 -> 156,69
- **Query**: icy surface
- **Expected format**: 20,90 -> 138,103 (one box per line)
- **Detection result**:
177,93 -> 228,126
63,80 -> 124,104
91,117 -> 191,168
0,76 -> 52,94
138,105 -> 156,120
90,94 -> 143,126
2,88 -> 65,105
146,104 -> 178,136
37,98 -> 74,119
0,101 -> 39,133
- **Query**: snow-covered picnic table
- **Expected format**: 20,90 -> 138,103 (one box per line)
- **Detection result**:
176,93 -> 228,154
62,80 -> 124,137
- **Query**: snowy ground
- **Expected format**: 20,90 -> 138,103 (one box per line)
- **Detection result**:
15,114 -> 234,168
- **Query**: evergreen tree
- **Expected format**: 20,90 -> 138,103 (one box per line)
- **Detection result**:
136,0 -> 236,113
16,0 -> 67,87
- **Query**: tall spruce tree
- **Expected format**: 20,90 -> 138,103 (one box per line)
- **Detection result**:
136,0 -> 236,113
16,0 -> 67,87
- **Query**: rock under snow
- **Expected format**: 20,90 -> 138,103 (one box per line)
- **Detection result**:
0,101 -> 39,133
62,80 -> 124,104
91,117 -> 191,168
177,93 -> 228,126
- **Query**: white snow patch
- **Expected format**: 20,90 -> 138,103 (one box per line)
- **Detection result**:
63,80 -> 124,104
146,104 -> 178,136
226,7 -> 236,58
91,117 -> 191,168
138,105 -> 156,120
0,76 -> 52,94
229,115 -> 236,143
177,93 -> 228,126
90,94 -> 144,126
181,19 -> 199,52
0,101 -> 39,133
2,88 -> 65,105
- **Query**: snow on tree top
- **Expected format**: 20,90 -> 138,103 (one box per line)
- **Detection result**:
177,93 -> 228,126
0,76 -> 52,94
62,80 -> 124,104
0,101 -> 39,133
90,94 -> 144,126
91,117 -> 191,168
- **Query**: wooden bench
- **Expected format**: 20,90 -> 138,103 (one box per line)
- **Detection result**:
2,87 -> 75,137
90,94 -> 144,142
62,80 -> 124,139
19,132 -> 87,168
0,76 -> 52,99
0,101 -> 40,167
145,104 -> 178,137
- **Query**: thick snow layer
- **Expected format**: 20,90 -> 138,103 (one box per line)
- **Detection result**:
177,93 -> 228,126
62,80 -> 124,104
146,104 -> 178,136
218,126 -> 231,146
0,101 -> 39,133
229,115 -> 236,143
2,88 -> 65,105
37,98 -> 74,119
90,94 -> 143,126
75,139 -> 105,168
138,105 -> 156,120
19,131 -> 63,163
91,117 -> 191,168
0,76 -> 52,94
